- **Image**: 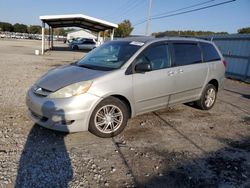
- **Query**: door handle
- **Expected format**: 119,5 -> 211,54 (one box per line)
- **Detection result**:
177,69 -> 183,74
168,71 -> 175,76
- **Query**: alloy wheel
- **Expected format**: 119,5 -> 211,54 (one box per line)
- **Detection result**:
94,105 -> 123,134
205,88 -> 216,108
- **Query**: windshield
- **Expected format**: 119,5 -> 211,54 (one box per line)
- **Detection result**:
76,41 -> 142,71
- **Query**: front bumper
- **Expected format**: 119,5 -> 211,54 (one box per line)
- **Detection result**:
26,89 -> 101,132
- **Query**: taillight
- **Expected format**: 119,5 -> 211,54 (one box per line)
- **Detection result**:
222,60 -> 227,68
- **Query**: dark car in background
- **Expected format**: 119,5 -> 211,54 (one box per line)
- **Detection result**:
69,38 -> 98,50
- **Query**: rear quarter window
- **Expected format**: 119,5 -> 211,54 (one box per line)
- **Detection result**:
173,43 -> 202,66
200,42 -> 221,62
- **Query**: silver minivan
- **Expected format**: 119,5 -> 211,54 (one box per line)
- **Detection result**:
26,37 -> 226,137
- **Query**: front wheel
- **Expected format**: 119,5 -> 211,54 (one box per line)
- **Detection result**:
89,97 -> 129,138
196,84 -> 217,110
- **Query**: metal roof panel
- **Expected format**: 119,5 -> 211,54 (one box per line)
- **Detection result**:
40,14 -> 118,31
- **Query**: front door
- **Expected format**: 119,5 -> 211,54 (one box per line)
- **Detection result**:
132,43 -> 175,114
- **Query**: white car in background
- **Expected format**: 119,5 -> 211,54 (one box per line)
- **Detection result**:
71,38 -> 98,50
0,34 -> 6,38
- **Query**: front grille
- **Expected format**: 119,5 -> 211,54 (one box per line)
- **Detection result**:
30,110 -> 48,122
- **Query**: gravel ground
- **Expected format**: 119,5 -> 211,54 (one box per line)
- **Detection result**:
0,39 -> 250,188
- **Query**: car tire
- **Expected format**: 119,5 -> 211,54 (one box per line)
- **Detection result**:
72,45 -> 78,50
89,97 -> 129,138
196,84 -> 217,110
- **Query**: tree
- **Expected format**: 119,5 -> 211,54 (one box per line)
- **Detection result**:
13,23 -> 28,33
238,27 -> 250,34
152,30 -> 228,38
0,22 -> 13,32
53,28 -> 67,36
28,25 -> 41,34
114,20 -> 133,37
64,28 -> 76,34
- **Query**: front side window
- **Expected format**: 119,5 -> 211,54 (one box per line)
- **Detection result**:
77,41 -> 141,71
134,44 -> 171,71
173,43 -> 202,66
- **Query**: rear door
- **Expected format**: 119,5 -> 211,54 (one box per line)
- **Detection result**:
79,40 -> 96,50
132,42 -> 176,114
168,42 -> 208,104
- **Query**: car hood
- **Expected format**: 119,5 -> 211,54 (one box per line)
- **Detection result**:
36,65 -> 108,91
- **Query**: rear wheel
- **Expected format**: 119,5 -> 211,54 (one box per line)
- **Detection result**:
196,84 -> 217,110
89,97 -> 129,138
72,45 -> 78,50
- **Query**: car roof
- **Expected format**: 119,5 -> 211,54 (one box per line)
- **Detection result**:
116,36 -> 211,44
117,36 -> 155,43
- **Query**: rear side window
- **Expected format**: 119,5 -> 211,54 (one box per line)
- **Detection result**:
83,41 -> 95,44
200,42 -> 221,62
173,43 -> 202,66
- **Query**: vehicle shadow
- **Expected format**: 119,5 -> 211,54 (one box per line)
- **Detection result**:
72,49 -> 92,53
138,136 -> 250,188
224,88 -> 250,100
50,46 -> 92,53
243,116 -> 250,124
183,102 -> 202,110
15,101 -> 73,187
49,46 -> 83,53
242,94 -> 250,99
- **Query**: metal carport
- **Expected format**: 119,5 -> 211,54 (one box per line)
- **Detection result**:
39,14 -> 118,55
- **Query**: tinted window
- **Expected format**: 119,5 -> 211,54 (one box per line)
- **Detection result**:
173,43 -> 202,66
200,42 -> 221,62
135,44 -> 171,70
83,41 -> 95,44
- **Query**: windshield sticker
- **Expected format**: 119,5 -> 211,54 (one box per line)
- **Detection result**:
130,41 -> 144,46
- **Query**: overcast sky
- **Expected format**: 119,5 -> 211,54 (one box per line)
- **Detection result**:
0,0 -> 249,34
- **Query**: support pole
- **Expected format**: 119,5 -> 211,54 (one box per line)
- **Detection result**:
110,28 -> 114,40
48,27 -> 51,49
51,27 -> 54,50
102,31 -> 105,42
245,53 -> 250,81
146,0 -> 152,36
41,22 -> 45,55
97,31 -> 101,45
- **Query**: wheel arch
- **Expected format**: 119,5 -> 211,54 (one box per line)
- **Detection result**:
110,94 -> 132,118
87,94 -> 133,128
207,79 -> 219,91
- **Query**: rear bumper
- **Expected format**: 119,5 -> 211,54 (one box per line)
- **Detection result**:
26,89 -> 101,132
219,76 -> 226,90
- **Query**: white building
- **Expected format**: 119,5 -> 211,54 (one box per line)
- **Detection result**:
67,29 -> 97,40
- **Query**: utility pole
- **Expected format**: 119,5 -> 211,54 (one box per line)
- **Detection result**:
146,0 -> 152,36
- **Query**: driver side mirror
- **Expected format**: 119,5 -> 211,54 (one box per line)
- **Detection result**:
135,62 -> 152,73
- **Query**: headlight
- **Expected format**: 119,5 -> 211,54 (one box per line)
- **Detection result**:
48,80 -> 92,98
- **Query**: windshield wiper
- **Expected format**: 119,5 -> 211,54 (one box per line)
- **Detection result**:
77,64 -> 96,69
70,61 -> 78,65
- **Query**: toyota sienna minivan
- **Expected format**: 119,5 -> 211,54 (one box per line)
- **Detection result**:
26,37 -> 226,137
